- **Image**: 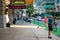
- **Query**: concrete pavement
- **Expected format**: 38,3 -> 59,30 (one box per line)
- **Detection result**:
0,27 -> 60,40
0,20 -> 60,40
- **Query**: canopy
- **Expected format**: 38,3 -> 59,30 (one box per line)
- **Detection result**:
25,0 -> 34,5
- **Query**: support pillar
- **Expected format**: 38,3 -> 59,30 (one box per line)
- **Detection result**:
0,0 -> 6,28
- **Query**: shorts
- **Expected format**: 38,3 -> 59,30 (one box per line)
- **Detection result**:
48,24 -> 53,31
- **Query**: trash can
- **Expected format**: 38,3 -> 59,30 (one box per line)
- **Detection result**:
6,22 -> 10,27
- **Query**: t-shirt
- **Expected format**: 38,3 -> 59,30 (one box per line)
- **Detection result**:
43,18 -> 48,23
48,18 -> 53,25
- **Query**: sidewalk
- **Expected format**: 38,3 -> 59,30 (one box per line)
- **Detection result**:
31,20 -> 60,36
0,20 -> 60,40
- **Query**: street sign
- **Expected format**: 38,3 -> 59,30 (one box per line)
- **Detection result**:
9,5 -> 26,9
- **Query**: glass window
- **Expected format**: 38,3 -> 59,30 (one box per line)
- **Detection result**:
46,3 -> 54,5
56,0 -> 59,4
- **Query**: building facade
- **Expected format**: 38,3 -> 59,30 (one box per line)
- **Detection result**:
41,0 -> 55,13
55,0 -> 60,12
34,0 -> 56,17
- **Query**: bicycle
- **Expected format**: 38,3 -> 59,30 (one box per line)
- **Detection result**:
53,23 -> 57,32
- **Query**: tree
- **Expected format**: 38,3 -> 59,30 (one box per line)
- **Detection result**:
26,5 -> 34,18
51,12 -> 60,17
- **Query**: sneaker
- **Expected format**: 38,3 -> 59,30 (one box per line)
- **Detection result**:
48,36 -> 52,39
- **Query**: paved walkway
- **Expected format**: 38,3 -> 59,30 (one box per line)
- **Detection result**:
0,20 -> 60,40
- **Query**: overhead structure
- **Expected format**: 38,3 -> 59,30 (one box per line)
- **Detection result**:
9,0 -> 34,9
25,0 -> 34,5
10,0 -> 34,5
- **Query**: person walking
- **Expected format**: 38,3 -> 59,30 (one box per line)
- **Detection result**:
43,16 -> 48,26
5,12 -> 10,27
13,18 -> 16,24
48,16 -> 53,39
43,17 -> 48,24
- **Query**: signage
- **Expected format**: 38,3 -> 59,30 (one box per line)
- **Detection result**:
9,5 -> 26,9
14,2 -> 25,4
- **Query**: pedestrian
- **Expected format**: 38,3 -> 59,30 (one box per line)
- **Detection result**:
5,12 -> 10,27
48,16 -> 53,39
43,16 -> 48,26
13,18 -> 16,24
38,16 -> 42,21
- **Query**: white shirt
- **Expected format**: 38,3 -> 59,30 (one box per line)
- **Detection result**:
5,14 -> 9,23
